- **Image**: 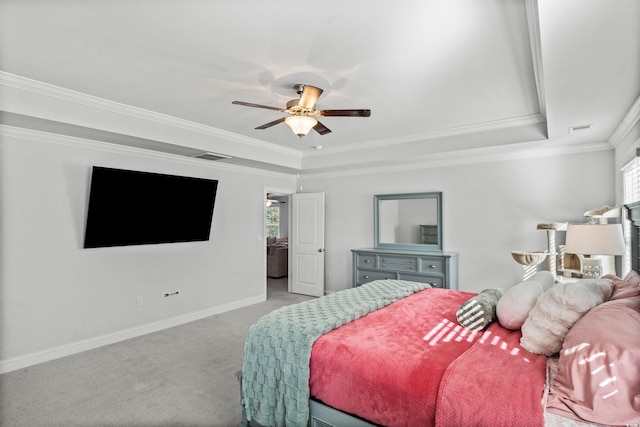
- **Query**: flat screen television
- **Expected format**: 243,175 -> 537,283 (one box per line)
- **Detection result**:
83,166 -> 218,248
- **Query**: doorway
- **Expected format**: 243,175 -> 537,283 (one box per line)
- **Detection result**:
265,189 -> 292,298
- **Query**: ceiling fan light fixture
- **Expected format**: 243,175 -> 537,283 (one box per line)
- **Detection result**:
285,115 -> 317,138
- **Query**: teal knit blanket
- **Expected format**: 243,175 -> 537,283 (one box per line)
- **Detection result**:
240,279 -> 431,426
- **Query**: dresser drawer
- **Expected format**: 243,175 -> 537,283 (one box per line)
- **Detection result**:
397,273 -> 444,288
355,269 -> 397,286
418,257 -> 445,274
355,254 -> 376,268
352,249 -> 458,289
378,255 -> 418,272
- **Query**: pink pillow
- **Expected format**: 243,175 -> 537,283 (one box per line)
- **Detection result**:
546,294 -> 640,425
603,270 -> 640,300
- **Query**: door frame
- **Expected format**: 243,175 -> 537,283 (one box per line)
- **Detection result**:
264,187 -> 294,293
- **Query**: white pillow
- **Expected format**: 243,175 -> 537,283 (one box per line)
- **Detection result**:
496,280 -> 544,330
520,279 -> 613,356
528,271 -> 555,292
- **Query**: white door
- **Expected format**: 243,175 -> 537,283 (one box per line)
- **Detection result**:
291,192 -> 325,296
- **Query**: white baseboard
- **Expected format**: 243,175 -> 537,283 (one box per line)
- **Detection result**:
0,295 -> 265,374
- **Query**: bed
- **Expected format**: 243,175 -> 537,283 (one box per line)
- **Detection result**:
238,201 -> 640,427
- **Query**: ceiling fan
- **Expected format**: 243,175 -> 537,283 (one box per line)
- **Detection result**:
232,84 -> 371,138
266,193 -> 287,207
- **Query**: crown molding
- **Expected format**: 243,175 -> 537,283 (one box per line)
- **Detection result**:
302,113 -> 546,158
609,95 -> 640,148
525,0 -> 546,119
0,71 -> 297,157
299,140 -> 612,180
0,124 -> 297,179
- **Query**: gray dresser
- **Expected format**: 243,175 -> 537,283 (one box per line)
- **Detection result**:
351,248 -> 458,289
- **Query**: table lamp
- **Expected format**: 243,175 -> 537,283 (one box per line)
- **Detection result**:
563,224 -> 625,278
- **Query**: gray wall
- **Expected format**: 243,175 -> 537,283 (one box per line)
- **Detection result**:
300,150 -> 615,294
0,132 -> 295,370
0,129 -> 618,371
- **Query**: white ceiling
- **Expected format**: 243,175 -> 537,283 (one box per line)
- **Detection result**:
1,0 -> 639,174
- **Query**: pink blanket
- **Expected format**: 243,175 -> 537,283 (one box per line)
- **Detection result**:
309,288 -> 547,427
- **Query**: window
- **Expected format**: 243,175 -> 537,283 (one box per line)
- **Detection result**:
266,206 -> 280,237
622,155 -> 640,274
623,156 -> 640,203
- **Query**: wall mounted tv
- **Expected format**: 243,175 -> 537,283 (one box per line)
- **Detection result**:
83,166 -> 218,248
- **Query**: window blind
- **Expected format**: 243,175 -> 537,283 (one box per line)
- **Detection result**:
623,156 -> 640,204
622,155 -> 640,274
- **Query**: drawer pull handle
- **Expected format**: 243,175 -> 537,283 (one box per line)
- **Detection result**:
364,275 -> 369,279
409,260 -> 414,263
428,264 -> 436,269
364,260 -> 371,263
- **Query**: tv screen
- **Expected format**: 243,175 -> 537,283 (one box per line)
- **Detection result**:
83,166 -> 218,248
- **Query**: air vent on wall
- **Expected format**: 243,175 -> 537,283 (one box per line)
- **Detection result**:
191,152 -> 231,161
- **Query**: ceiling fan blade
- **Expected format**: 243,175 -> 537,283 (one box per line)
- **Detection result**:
298,85 -> 323,109
232,101 -> 286,112
313,120 -> 332,135
319,109 -> 371,117
255,117 -> 286,130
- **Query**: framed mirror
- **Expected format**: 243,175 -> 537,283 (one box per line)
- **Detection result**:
374,192 -> 442,251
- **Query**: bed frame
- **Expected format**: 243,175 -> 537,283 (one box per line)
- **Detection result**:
238,201 -> 640,427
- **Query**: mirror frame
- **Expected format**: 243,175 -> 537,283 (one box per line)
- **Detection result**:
374,192 -> 443,252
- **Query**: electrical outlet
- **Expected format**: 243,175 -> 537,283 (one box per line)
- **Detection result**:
136,296 -> 143,306
162,290 -> 181,299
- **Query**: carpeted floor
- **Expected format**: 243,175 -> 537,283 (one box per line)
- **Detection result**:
0,278 -> 314,427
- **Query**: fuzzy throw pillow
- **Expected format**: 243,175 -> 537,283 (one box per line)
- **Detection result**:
456,289 -> 503,331
520,279 -> 614,356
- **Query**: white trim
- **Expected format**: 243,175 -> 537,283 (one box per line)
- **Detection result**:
0,71 -> 301,176
302,114 -> 546,158
610,95 -> 640,148
0,295 -> 265,374
525,0 -> 546,119
300,141 -> 613,179
2,71 -> 546,167
0,124 -> 297,179
0,71 -> 294,155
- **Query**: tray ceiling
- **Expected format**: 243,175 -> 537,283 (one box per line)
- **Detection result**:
1,0 -> 638,174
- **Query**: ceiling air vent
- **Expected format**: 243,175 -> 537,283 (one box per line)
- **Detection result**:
191,152 -> 231,161
568,124 -> 592,133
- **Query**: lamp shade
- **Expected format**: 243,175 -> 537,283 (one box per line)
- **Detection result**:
285,116 -> 317,137
564,224 -> 625,255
